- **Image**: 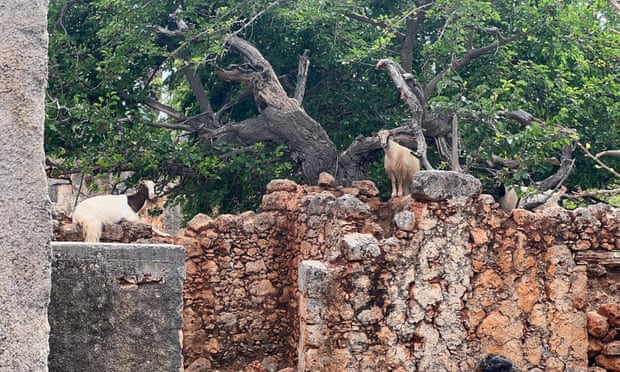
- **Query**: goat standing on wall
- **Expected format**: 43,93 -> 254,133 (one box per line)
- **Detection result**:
72,180 -> 156,242
498,184 -> 567,212
378,130 -> 421,198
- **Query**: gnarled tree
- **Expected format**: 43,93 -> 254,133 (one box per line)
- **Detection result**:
46,0 -> 620,215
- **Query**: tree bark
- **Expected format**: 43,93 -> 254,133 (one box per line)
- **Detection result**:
214,35 -> 339,184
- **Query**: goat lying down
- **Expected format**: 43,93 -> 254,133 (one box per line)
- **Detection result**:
378,130 -> 421,197
72,180 -> 156,242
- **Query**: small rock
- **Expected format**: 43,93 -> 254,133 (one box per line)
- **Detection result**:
265,179 -> 298,193
249,279 -> 277,297
595,354 -> 620,372
394,210 -> 416,232
185,357 -> 212,372
186,213 -> 213,234
341,233 -> 380,261
245,260 -> 267,275
588,311 -> 610,338
317,172 -> 336,188
604,341 -> 620,356
599,304 -> 620,328
352,180 -> 380,197
590,337 -> 604,357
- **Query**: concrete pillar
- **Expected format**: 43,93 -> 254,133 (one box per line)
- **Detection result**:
48,243 -> 185,372
0,0 -> 52,370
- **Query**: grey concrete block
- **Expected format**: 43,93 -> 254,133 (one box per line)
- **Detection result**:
48,242 -> 185,372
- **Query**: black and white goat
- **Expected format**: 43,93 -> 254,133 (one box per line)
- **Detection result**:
378,129 -> 421,197
498,184 -> 567,212
72,180 -> 156,242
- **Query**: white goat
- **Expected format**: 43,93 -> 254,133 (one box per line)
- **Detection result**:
378,130 -> 421,197
72,180 -> 156,242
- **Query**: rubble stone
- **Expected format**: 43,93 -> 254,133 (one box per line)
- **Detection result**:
600,304 -> 620,327
588,311 -> 610,338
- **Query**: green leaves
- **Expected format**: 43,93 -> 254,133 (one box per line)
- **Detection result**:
46,0 -> 620,217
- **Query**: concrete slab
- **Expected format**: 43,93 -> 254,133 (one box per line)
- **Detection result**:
48,242 -> 185,372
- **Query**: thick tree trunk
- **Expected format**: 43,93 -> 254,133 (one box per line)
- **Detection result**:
216,35 -> 339,184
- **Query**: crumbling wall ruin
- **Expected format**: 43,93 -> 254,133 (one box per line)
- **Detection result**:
157,172 -> 619,371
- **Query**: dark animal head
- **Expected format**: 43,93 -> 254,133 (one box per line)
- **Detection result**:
127,180 -> 156,213
477,354 -> 520,372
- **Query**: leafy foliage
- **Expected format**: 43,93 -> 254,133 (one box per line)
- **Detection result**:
46,0 -> 620,219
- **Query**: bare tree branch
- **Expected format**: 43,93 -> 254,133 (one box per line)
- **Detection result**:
577,142 -> 620,178
376,58 -> 433,170
218,35 -> 300,112
567,187 -> 620,199
142,97 -> 185,120
147,121 -> 194,131
451,114 -> 462,172
424,31 -> 524,97
181,63 -> 215,120
595,150 -> 620,159
294,49 -> 310,104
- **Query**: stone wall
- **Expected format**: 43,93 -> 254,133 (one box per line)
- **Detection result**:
163,173 -> 619,371
587,304 -> 620,371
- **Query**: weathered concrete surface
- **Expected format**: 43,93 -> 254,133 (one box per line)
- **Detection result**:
0,0 -> 52,370
48,243 -> 185,372
410,170 -> 482,202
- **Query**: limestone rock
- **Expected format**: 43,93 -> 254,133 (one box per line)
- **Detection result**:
409,170 -> 481,201
340,233 -> 380,261
352,180 -> 380,197
186,213 -> 214,234
393,210 -> 416,232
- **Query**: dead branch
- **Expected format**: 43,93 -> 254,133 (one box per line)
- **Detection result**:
376,58 -> 432,170
577,142 -> 620,179
566,188 -> 620,199
218,35 -> 299,112
142,97 -> 185,120
294,50 -> 310,104
595,150 -> 620,159
181,63 -> 215,119
424,31 -> 524,97
451,114 -> 462,172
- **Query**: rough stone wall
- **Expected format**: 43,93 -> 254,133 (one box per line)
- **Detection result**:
466,198 -> 597,371
177,206 -> 298,370
159,175 -> 618,371
0,0 -> 52,370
